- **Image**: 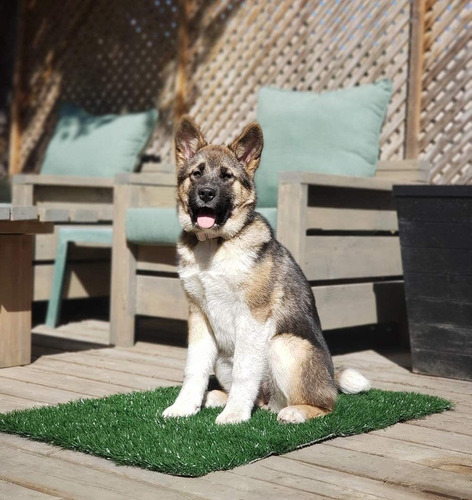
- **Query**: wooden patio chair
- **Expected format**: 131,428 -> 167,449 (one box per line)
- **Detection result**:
110,79 -> 429,346
110,160 -> 428,347
12,104 -> 158,328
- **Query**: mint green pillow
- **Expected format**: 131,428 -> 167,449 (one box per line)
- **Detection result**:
255,80 -> 392,207
41,104 -> 158,177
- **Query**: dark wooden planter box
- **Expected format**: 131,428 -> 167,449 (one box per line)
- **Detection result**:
393,185 -> 472,381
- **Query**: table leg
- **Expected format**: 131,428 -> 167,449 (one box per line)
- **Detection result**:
0,234 -> 33,367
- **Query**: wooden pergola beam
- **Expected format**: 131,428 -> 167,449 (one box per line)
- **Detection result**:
175,0 -> 191,122
8,0 -> 25,176
405,0 -> 426,159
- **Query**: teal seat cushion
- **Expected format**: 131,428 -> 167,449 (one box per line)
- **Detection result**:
126,208 -> 181,246
255,80 -> 393,207
126,207 -> 278,245
41,103 -> 158,177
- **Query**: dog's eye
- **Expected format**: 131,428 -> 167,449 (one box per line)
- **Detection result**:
222,171 -> 233,180
192,170 -> 202,179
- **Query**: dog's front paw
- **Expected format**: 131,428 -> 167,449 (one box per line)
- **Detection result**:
215,408 -> 250,425
277,406 -> 306,424
162,400 -> 200,419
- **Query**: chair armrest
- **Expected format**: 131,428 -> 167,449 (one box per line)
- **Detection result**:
278,171 -> 403,191
115,172 -> 176,187
13,174 -> 114,188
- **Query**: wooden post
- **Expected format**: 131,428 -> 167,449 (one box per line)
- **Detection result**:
0,234 -> 33,367
110,179 -> 138,347
174,0 -> 190,121
405,0 -> 426,159
12,183 -> 33,205
277,177 -> 308,271
8,0 -> 25,176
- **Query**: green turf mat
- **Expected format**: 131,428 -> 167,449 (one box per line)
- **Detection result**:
0,387 -> 452,477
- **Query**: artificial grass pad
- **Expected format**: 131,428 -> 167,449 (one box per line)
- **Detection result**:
0,387 -> 451,477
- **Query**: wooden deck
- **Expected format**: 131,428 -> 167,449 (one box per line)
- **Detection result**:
1,321 -> 471,500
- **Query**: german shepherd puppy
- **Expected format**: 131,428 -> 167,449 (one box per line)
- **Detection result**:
163,116 -> 370,425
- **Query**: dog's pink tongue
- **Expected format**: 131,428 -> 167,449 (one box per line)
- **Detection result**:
197,213 -> 216,229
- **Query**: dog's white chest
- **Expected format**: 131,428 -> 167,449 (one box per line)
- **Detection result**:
179,240 -> 255,355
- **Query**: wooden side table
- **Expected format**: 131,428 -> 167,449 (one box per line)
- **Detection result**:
0,205 -> 63,367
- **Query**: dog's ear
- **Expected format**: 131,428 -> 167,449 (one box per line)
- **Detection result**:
229,122 -> 264,178
175,116 -> 207,168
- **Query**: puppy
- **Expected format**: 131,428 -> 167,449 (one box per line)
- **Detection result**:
163,116 -> 370,424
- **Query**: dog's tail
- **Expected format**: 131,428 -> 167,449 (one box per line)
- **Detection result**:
335,368 -> 371,394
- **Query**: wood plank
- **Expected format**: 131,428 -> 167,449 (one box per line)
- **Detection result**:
33,261 -> 110,301
14,174 -> 114,188
0,394 -> 44,413
408,323 -> 472,355
405,0 -> 425,158
0,366 -> 146,399
0,235 -> 33,368
277,182 -> 308,267
408,410 -> 472,437
9,206 -> 38,221
0,480 -> 61,500
11,183 -> 33,206
400,246 -> 472,276
370,422 -> 472,456
306,206 -> 398,231
329,428 -> 472,468
334,350 -> 472,401
85,345 -> 186,370
396,197 -> 472,223
27,358 -> 176,392
404,272 -> 472,302
137,184 -> 177,208
377,159 -> 422,171
28,351 -> 183,385
314,281 -> 405,331
375,170 -> 428,183
118,172 -> 177,186
412,348 -> 472,381
37,207 -> 70,222
279,171 -> 403,191
136,245 -> 178,273
399,220 -> 472,249
0,221 -> 53,235
69,208 -> 100,223
33,185 -> 113,208
110,183 -> 138,347
0,204 -> 11,220
289,440 -> 471,499
326,432 -> 472,489
0,433 -> 308,500
0,446 -> 193,500
136,275 -> 188,320
233,456 -> 429,500
0,377 -> 87,405
406,297 -> 472,329
32,320 -> 110,345
304,236 -> 402,281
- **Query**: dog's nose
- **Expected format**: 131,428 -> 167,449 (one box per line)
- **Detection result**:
198,187 -> 216,202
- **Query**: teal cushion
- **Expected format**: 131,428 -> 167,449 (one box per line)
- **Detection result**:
125,208 -> 278,245
126,208 -> 180,246
255,80 -> 393,207
41,103 -> 158,177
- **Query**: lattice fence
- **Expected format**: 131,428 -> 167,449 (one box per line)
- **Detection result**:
183,0 -> 411,166
9,0 -> 472,184
14,0 -> 179,173
420,0 -> 472,184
